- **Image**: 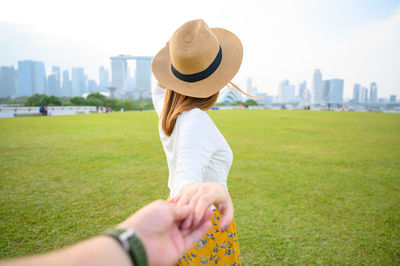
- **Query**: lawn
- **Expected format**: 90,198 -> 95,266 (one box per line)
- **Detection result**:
1,110 -> 399,265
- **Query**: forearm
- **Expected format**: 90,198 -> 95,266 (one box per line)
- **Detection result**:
1,236 -> 132,266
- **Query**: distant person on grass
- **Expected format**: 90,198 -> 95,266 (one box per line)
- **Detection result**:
152,19 -> 249,264
0,200 -> 214,266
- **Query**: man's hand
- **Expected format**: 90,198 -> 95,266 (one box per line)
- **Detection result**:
117,200 -> 212,266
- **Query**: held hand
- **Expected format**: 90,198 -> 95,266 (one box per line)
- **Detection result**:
117,200 -> 212,266
171,183 -> 234,232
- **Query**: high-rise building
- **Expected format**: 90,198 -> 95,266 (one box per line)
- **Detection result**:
62,70 -> 71,97
329,79 -> 344,104
322,80 -> 330,104
111,56 -> 128,93
312,69 -> 323,104
369,82 -> 378,103
0,66 -> 17,97
389,95 -> 397,103
71,67 -> 86,96
278,79 -> 295,103
17,60 -> 35,96
135,58 -> 152,99
87,80 -> 98,93
298,81 -> 306,101
359,86 -> 368,103
47,74 -> 58,96
99,66 -> 109,91
47,66 -> 61,96
33,61 -> 47,94
353,84 -> 360,102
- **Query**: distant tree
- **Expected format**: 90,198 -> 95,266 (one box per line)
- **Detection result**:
115,100 -> 137,111
229,101 -> 244,106
87,93 -> 107,106
245,99 -> 258,106
69,97 -> 86,106
25,94 -> 46,106
43,95 -> 62,106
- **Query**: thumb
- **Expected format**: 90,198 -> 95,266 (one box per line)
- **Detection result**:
218,202 -> 234,231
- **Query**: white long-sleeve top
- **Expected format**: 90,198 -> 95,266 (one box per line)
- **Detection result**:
152,85 -> 233,198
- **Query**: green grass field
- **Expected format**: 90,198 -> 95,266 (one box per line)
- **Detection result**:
1,110 -> 399,265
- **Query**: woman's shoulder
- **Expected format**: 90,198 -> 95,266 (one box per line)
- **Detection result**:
180,108 -> 212,124
177,108 -> 215,135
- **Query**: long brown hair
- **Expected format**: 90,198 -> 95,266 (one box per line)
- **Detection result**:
161,89 -> 219,136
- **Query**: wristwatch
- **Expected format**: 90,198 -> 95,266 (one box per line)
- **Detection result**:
105,228 -> 147,266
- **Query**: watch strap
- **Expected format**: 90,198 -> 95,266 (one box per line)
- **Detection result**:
105,228 -> 147,266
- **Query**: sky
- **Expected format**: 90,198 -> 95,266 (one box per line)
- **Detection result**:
0,0 -> 399,98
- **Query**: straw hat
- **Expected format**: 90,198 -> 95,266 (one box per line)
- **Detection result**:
152,19 -> 243,98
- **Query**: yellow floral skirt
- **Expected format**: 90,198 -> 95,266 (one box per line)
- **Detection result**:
176,209 -> 241,265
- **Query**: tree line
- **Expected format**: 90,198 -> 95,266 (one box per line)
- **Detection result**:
0,93 -> 154,111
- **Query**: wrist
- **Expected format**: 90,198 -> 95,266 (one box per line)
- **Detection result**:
104,228 -> 147,266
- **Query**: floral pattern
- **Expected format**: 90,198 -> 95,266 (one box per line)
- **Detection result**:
176,209 -> 241,265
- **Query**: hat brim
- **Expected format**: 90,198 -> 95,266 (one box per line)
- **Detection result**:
152,28 -> 243,98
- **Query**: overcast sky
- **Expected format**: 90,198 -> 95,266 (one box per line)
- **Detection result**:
1,0 -> 399,98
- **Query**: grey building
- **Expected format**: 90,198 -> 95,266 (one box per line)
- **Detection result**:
0,66 -> 17,97
389,95 -> 397,103
329,79 -> 344,104
369,82 -> 378,103
17,60 -> 35,96
312,69 -> 323,104
88,79 -> 99,93
353,84 -> 360,102
298,81 -> 307,101
322,80 -> 331,103
71,67 -> 86,96
62,70 -> 72,97
99,66 -> 109,91
278,79 -> 295,103
110,55 -> 152,99
33,61 -> 47,94
359,86 -> 368,103
135,58 -> 152,99
48,66 -> 61,96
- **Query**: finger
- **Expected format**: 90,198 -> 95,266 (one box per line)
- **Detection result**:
218,202 -> 234,231
183,221 -> 212,252
171,204 -> 191,222
195,206 -> 214,227
185,190 -> 204,229
169,194 -> 181,204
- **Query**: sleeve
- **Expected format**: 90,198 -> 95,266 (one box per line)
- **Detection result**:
172,111 -> 215,196
151,84 -> 166,117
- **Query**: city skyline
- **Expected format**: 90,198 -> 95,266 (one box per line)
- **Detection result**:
1,59 -> 396,105
0,0 -> 399,99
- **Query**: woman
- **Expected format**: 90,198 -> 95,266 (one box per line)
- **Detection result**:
152,19 -> 243,265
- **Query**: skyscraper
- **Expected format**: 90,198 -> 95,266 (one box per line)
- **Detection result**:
329,79 -> 344,104
369,82 -> 378,103
0,66 -> 17,97
62,70 -> 71,97
322,80 -> 330,104
278,79 -> 295,103
17,60 -> 35,96
87,80 -> 98,93
33,61 -> 47,94
111,56 -> 128,93
48,66 -> 61,96
353,84 -> 360,102
135,58 -> 152,99
312,69 -> 323,104
71,67 -> 86,96
99,66 -> 109,91
359,86 -> 368,103
298,81 -> 306,101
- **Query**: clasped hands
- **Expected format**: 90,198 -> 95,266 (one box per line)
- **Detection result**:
118,182 -> 234,266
